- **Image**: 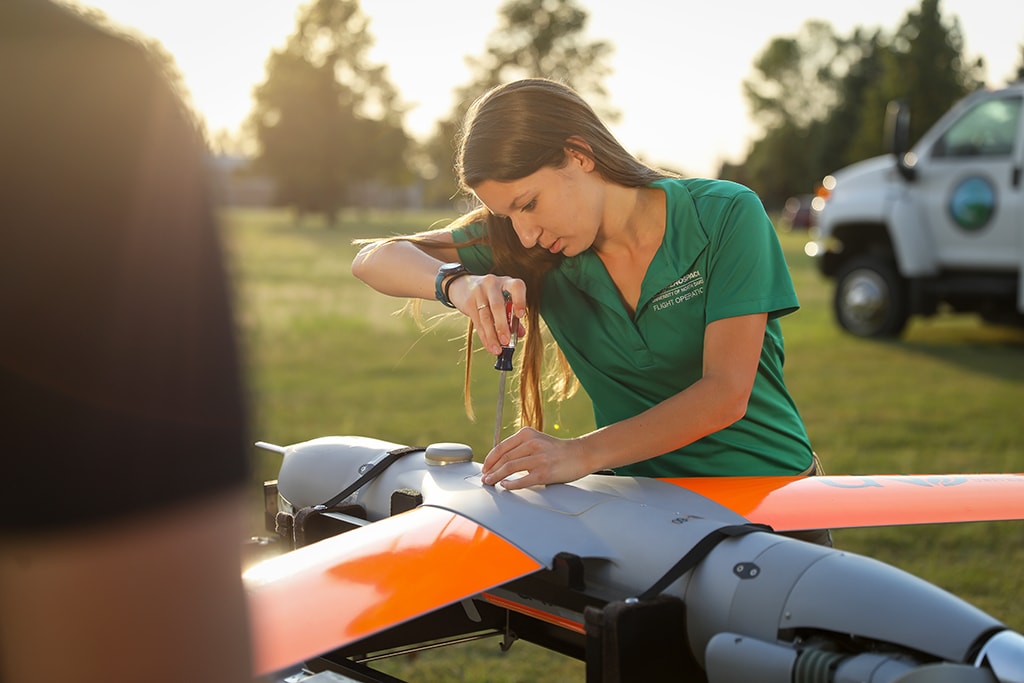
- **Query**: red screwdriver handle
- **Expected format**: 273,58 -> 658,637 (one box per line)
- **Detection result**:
494,295 -> 517,371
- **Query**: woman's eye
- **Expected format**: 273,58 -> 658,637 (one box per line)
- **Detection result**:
522,199 -> 536,212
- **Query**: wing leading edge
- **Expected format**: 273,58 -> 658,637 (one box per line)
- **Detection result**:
244,505 -> 542,676
663,473 -> 1024,531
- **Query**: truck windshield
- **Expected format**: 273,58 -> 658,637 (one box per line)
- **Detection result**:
932,95 -> 1022,158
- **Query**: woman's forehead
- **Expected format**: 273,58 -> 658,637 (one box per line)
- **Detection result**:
473,168 -> 555,215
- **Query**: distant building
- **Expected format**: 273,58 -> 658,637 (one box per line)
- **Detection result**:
206,154 -> 275,208
348,181 -> 424,210
206,154 -> 425,210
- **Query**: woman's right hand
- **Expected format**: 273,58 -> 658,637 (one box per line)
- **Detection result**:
448,273 -> 528,355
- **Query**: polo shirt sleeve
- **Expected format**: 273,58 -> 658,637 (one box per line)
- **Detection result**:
704,189 -> 799,323
451,222 -> 494,274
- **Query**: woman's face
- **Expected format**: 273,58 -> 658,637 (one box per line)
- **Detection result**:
473,150 -> 604,258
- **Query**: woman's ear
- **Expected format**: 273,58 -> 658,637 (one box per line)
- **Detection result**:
564,136 -> 595,171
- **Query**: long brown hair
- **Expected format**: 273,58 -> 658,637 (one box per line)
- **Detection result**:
364,79 -> 673,432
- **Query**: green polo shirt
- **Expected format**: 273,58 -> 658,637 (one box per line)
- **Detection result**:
454,177 -> 813,477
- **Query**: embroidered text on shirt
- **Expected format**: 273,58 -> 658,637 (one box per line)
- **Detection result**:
651,271 -> 704,311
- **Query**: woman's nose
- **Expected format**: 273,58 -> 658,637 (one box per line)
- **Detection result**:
511,216 -> 540,248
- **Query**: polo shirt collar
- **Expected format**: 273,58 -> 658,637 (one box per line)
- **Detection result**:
553,179 -> 709,315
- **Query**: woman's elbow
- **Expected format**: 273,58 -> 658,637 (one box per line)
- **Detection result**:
351,242 -> 380,282
716,391 -> 751,430
728,397 -> 751,428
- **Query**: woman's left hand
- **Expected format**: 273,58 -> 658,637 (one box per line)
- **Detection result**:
481,427 -> 592,490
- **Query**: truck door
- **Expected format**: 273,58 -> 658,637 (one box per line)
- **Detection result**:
915,92 -> 1022,272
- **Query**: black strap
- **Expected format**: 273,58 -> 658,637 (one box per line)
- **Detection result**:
636,523 -> 772,601
314,446 -> 425,510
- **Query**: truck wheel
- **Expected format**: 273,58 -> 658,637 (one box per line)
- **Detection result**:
833,256 -> 909,338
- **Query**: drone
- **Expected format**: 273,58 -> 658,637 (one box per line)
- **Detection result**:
244,435 -> 1024,683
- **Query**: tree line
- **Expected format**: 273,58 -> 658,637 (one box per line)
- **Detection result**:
233,0 -> 1024,221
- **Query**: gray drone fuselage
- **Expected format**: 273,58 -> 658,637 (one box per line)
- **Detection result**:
271,435 -> 1024,683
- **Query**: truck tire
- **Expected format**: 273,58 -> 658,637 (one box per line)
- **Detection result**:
833,256 -> 909,338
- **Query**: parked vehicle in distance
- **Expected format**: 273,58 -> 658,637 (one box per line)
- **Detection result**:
781,194 -> 820,231
807,84 -> 1024,338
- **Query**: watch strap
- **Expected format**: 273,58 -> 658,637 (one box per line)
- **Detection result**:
434,263 -> 467,308
442,270 -> 471,308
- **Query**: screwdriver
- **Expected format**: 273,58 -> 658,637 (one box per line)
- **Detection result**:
493,292 -> 519,448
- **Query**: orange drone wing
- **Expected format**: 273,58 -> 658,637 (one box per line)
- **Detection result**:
245,505 -> 542,676
663,473 -> 1024,531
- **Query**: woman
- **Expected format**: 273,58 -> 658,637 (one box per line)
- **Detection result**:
353,78 -> 819,496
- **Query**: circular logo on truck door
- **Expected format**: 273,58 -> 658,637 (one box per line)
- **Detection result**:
948,176 -> 996,232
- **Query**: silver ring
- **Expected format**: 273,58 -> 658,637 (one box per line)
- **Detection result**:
477,304 -> 488,310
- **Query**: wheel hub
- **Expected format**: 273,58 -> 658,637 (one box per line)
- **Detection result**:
841,271 -> 888,330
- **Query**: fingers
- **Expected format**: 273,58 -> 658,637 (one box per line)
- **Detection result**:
481,428 -> 572,491
481,428 -> 524,483
483,457 -> 548,491
451,274 -> 527,355
502,279 -> 528,320
473,293 -> 506,355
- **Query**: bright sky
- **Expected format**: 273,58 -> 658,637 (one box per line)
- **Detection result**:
74,0 -> 1022,178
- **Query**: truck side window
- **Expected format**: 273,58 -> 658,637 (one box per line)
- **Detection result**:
932,96 -> 1022,158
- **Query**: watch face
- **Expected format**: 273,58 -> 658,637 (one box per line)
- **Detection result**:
440,262 -> 465,276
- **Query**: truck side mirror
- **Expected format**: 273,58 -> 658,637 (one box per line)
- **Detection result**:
885,99 -> 917,181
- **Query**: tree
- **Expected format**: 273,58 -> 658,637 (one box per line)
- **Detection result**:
739,20 -> 854,205
247,0 -> 409,222
744,21 -> 843,132
464,0 -> 615,110
846,0 -> 983,161
420,0 -> 615,206
735,0 -> 984,207
819,28 -> 887,170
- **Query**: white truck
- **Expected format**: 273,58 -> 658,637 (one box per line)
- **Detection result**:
807,83 -> 1024,337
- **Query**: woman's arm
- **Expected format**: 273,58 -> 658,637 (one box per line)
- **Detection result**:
352,230 -> 526,354
351,229 -> 459,301
481,313 -> 767,488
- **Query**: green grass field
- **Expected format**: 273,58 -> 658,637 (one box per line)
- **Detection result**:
224,207 -> 1024,681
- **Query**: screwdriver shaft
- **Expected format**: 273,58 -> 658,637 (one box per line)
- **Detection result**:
492,295 -> 518,448
493,372 -> 508,448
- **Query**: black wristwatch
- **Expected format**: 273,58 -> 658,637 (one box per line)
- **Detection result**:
434,262 -> 467,308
